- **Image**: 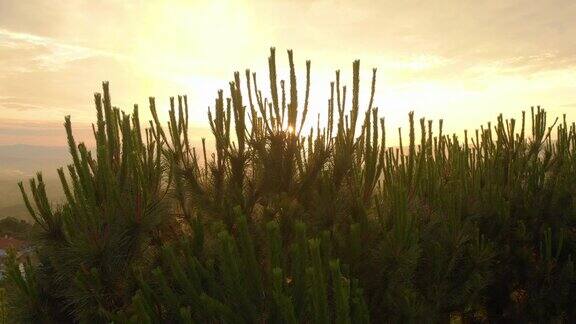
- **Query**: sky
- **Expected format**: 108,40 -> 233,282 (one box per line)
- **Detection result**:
1,0 -> 576,146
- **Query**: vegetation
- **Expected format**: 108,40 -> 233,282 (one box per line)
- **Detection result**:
4,49 -> 576,323
0,217 -> 36,241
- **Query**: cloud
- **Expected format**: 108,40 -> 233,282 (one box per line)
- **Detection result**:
0,27 -> 132,122
0,168 -> 25,178
0,40 -> 139,124
0,97 -> 47,111
0,28 -> 120,73
255,0 -> 576,76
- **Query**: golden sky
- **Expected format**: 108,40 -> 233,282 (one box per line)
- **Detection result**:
1,0 -> 576,146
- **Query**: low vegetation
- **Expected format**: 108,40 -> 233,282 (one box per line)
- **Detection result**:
0,217 -> 35,241
4,49 -> 576,323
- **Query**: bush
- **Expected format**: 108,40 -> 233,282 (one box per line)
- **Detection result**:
5,48 -> 576,323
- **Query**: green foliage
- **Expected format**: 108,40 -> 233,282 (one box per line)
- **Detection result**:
113,217 -> 368,323
6,84 -> 170,323
5,48 -> 576,323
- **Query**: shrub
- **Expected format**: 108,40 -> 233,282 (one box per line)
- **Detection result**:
6,48 -> 576,323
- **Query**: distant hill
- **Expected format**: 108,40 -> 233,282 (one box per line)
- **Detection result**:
0,144 -> 69,221
0,144 -> 70,176
0,204 -> 29,221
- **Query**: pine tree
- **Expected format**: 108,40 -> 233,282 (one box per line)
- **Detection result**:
5,49 -> 576,323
